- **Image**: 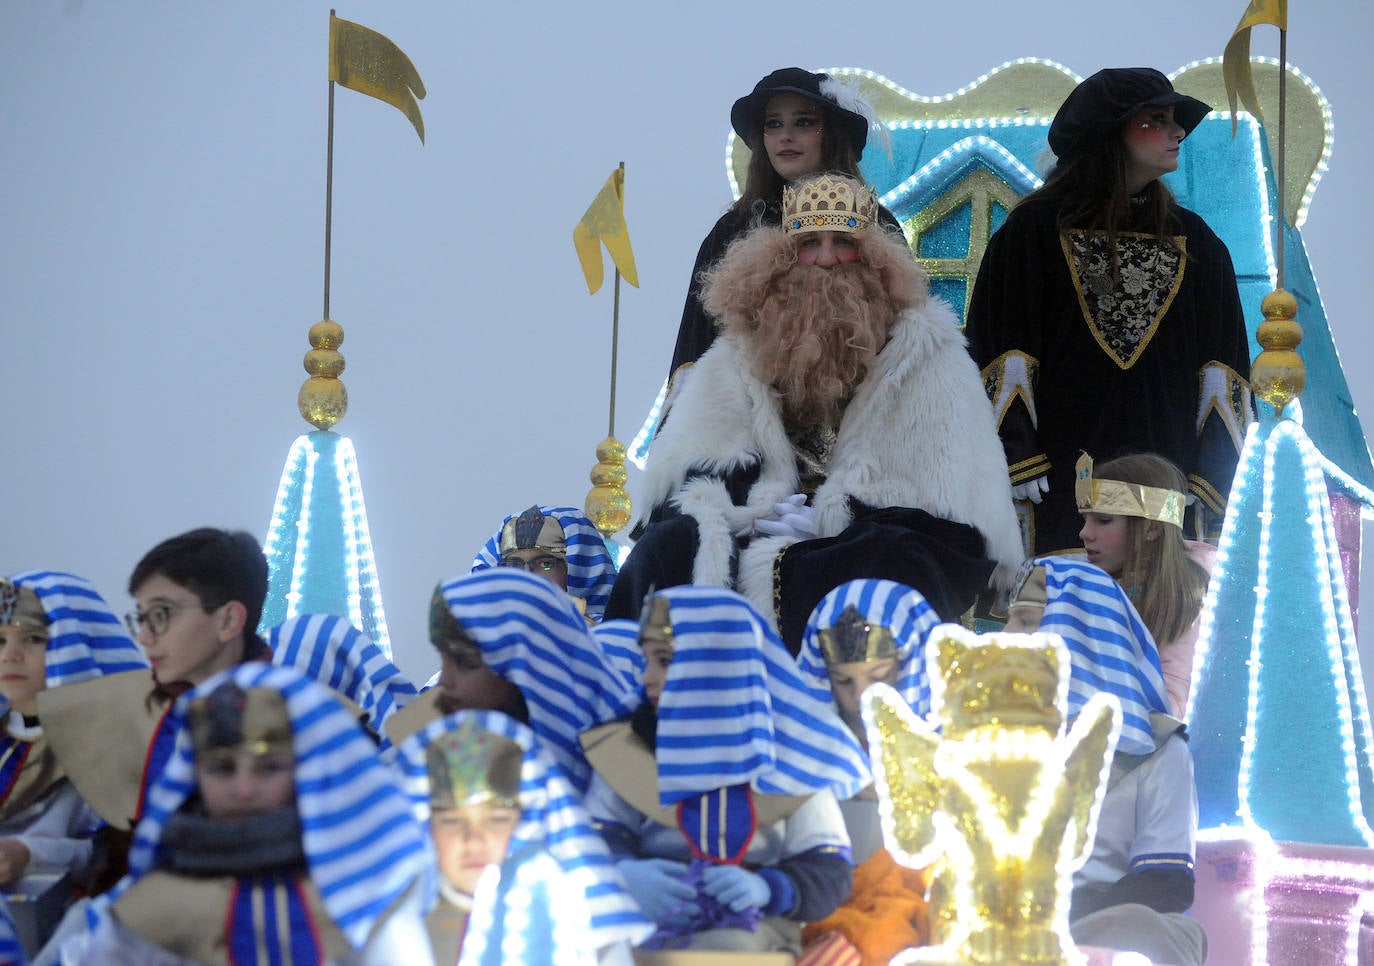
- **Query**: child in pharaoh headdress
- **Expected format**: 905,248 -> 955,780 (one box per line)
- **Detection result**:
1075,453 -> 1213,718
793,579 -> 938,964
69,664 -> 433,966
0,572 -> 146,887
471,505 -> 618,623
267,612 -> 418,750
40,529 -> 273,843
1005,557 -> 1205,966
580,586 -> 865,956
395,711 -> 651,966
386,569 -> 637,792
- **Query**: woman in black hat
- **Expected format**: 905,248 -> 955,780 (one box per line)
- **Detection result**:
964,67 -> 1254,560
664,67 -> 903,386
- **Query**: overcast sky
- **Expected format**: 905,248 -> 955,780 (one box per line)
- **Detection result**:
3,0 -> 1371,684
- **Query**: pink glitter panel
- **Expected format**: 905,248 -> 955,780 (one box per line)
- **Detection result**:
1328,489 -> 1362,638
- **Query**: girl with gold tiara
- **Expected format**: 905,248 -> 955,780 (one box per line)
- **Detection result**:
1076,453 -> 1213,718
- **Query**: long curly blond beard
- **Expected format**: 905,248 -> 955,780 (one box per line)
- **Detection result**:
701,226 -> 929,426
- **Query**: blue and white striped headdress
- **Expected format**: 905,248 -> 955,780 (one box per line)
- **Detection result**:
589,619 -> 647,705
652,586 -> 871,806
9,570 -> 148,688
396,711 -> 652,958
1030,557 -> 1167,756
118,664 -> 429,950
796,579 -> 940,716
472,506 -> 618,622
267,613 -> 418,747
437,569 -> 639,792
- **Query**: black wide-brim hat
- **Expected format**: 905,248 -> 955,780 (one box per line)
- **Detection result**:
730,67 -> 869,155
1047,67 -> 1212,160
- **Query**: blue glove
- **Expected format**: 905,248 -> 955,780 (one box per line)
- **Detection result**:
618,858 -> 700,925
700,863 -> 771,912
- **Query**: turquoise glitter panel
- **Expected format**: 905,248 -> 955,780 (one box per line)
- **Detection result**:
918,203 -> 971,259
931,278 -> 966,317
991,202 -> 1008,235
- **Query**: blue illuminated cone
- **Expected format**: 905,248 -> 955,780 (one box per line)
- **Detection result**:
1190,416 -> 1374,844
261,430 -> 392,658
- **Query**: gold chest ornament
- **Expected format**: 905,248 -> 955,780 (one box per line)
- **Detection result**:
862,625 -> 1121,965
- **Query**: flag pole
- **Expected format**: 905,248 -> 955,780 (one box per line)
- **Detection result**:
323,9 -> 337,320
608,161 -> 625,440
1275,26 -> 1287,290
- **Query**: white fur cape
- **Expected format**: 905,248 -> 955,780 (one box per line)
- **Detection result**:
636,299 -> 1025,623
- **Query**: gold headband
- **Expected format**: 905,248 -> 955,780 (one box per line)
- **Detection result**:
189,683 -> 293,758
783,173 -> 877,236
817,604 -> 898,665
426,718 -> 522,810
1075,454 -> 1185,529
637,592 -> 674,652
0,580 -> 46,629
498,506 -> 567,559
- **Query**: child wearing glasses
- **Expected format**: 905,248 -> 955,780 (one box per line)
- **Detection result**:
470,505 -> 618,623
40,529 -> 271,852
0,572 -> 146,891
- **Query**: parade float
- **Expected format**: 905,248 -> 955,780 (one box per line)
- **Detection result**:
259,8 -> 1374,964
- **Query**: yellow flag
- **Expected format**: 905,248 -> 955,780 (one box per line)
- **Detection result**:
328,14 -> 426,144
1222,0 -> 1288,133
574,169 -> 640,295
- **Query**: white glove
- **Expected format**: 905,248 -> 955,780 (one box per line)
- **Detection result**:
754,494 -> 818,540
1012,476 -> 1050,504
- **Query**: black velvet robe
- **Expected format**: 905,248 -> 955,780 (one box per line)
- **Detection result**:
964,198 -> 1254,555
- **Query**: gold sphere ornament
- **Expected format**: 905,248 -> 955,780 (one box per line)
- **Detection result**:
308,319 -> 345,350
297,317 -> 348,430
1250,289 -> 1305,414
585,436 -> 632,539
304,348 -> 346,379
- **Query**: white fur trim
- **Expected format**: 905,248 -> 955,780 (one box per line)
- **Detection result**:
737,535 -> 794,630
637,300 -> 1026,593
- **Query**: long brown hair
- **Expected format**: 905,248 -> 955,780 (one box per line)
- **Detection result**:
1093,453 -> 1208,648
734,107 -> 865,212
1018,129 -> 1181,278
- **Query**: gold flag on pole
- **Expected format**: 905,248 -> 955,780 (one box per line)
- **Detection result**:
1222,0 -> 1288,133
328,13 -> 426,143
574,168 -> 640,295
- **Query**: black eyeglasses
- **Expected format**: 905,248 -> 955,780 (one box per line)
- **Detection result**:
124,601 -> 199,638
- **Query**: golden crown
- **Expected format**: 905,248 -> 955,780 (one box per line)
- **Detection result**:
426,717 -> 522,810
817,604 -> 898,665
783,173 -> 877,236
189,682 -> 293,759
1074,454 -> 1185,529
498,505 -> 567,559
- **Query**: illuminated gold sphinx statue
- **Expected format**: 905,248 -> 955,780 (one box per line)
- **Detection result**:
863,626 -> 1121,965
